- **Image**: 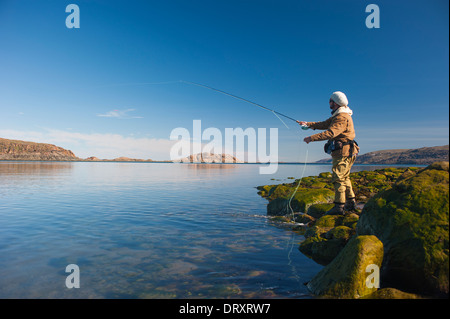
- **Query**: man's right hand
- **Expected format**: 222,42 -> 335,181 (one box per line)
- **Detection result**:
297,121 -> 308,126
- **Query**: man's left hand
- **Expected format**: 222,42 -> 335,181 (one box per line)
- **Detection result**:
304,136 -> 312,144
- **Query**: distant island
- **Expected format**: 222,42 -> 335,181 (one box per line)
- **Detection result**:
0,137 -> 239,163
0,137 -> 79,161
316,145 -> 449,165
1,137 -> 448,165
174,152 -> 243,163
0,137 -> 154,162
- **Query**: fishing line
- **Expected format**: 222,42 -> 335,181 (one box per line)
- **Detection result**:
285,142 -> 309,286
271,110 -> 290,129
100,79 -> 299,128
179,79 -> 310,287
287,144 -> 309,221
179,80 -> 298,127
98,79 -> 310,290
135,79 -> 308,217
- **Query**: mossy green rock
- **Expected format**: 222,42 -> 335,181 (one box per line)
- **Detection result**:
350,167 -> 415,202
299,216 -> 353,265
266,187 -> 334,216
293,213 -> 315,225
299,234 -> 348,266
314,215 -> 342,228
357,162 -> 449,296
258,167 -> 412,217
324,226 -> 353,240
343,213 -> 359,229
307,235 -> 384,298
361,288 -> 422,299
307,203 -> 335,219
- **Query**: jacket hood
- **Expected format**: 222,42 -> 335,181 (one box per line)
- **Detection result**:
332,106 -> 353,117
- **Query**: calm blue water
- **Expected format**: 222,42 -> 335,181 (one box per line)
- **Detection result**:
0,161 -> 392,299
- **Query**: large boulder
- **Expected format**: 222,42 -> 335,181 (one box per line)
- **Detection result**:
357,162 -> 449,296
306,235 -> 384,298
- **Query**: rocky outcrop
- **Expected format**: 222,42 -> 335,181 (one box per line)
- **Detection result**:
257,167 -> 414,216
0,137 -> 79,161
0,137 -> 156,162
257,162 -> 449,298
357,161 -> 449,296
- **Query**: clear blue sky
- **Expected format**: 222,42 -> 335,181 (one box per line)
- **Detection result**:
0,0 -> 448,161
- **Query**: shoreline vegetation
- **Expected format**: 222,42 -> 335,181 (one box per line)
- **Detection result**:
256,162 -> 449,299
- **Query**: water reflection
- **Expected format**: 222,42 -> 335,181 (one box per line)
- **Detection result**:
0,161 -> 424,298
183,163 -> 239,170
0,161 -> 74,176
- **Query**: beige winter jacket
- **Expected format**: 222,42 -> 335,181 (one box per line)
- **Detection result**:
306,108 -> 359,158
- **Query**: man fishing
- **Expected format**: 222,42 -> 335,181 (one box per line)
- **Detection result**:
297,91 -> 360,215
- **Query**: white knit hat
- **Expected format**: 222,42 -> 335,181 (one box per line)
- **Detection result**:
330,91 -> 349,107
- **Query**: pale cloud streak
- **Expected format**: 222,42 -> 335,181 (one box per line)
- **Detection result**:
96,109 -> 143,119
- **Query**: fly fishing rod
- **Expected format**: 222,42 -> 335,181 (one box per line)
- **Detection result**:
180,80 -> 302,128
104,79 -> 308,129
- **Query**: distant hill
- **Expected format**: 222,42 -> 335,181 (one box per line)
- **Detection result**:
175,152 -> 244,163
316,145 -> 449,165
0,137 -> 156,162
0,137 -> 79,161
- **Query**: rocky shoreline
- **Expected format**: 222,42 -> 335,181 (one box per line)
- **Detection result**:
257,162 -> 449,299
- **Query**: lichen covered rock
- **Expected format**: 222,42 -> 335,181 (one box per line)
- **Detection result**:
264,187 -> 335,216
257,164 -> 449,298
257,167 -> 413,216
357,162 -> 449,296
307,203 -> 335,219
306,235 -> 384,298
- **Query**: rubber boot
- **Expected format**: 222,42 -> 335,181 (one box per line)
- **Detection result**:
344,198 -> 357,211
325,203 -> 345,215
